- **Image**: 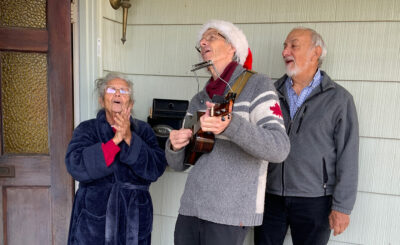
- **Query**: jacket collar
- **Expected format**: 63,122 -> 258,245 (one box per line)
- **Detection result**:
275,70 -> 335,100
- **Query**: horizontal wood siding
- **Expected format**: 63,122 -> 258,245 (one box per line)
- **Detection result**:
102,21 -> 400,82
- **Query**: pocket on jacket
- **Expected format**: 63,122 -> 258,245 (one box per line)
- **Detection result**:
322,158 -> 328,194
136,196 -> 153,240
72,208 -> 106,245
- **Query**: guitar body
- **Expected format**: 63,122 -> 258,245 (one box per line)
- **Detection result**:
184,130 -> 215,165
184,93 -> 236,165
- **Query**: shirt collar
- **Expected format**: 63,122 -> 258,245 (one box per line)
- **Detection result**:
287,69 -> 322,89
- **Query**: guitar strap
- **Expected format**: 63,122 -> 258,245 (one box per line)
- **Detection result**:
230,70 -> 256,98
184,69 -> 255,129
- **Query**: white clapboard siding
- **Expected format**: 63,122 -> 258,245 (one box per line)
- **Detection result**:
150,171 -> 188,217
102,20 -> 203,76
337,192 -> 400,244
152,215 -> 176,245
247,22 -> 400,82
103,0 -> 400,24
337,81 -> 400,139
357,138 -> 400,195
102,20 -> 400,82
333,0 -> 400,21
151,215 -> 162,245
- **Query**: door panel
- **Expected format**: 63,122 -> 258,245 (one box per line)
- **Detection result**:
4,187 -> 51,245
0,0 -> 46,29
0,0 -> 73,244
1,51 -> 48,154
0,156 -> 50,186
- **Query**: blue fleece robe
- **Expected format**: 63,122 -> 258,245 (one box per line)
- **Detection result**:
65,109 -> 167,245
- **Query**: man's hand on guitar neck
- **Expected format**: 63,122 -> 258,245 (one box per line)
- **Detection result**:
200,101 -> 232,135
169,129 -> 193,151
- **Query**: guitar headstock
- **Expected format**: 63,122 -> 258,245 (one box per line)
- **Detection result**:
210,92 -> 236,117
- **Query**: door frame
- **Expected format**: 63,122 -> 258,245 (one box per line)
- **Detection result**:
47,0 -> 74,243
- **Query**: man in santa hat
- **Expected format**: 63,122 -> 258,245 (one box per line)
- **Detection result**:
165,19 -> 290,245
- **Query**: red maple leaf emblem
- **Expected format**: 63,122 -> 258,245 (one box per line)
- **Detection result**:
270,102 -> 283,118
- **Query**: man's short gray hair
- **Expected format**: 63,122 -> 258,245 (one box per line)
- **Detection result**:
291,27 -> 327,67
95,72 -> 134,103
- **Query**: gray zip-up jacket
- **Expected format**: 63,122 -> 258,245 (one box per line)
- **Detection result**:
267,70 -> 359,215
166,65 -> 290,226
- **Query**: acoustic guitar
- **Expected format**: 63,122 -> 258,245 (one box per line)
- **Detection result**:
184,92 -> 236,165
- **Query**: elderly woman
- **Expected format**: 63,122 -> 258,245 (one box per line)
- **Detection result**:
65,72 -> 167,245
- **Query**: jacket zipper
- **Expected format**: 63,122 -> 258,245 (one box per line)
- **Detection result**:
281,98 -> 290,196
282,104 -> 304,195
281,97 -> 304,196
323,158 -> 328,196
296,105 -> 307,133
279,93 -> 315,195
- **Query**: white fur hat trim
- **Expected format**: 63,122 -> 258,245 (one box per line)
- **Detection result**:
197,20 -> 249,65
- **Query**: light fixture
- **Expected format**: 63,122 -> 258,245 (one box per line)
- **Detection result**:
109,0 -> 131,44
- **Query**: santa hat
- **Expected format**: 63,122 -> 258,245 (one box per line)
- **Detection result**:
243,48 -> 252,70
198,20 -> 250,67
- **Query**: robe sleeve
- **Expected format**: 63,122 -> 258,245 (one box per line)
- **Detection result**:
119,121 -> 167,182
65,121 -> 115,182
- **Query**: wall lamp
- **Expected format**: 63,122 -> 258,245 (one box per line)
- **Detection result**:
109,0 -> 131,44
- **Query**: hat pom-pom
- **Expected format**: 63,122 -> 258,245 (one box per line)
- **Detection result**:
243,48 -> 252,70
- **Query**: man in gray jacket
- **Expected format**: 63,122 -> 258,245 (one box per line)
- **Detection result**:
165,20 -> 290,245
254,27 -> 359,245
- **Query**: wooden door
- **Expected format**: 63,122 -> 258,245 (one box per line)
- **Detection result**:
0,0 -> 74,244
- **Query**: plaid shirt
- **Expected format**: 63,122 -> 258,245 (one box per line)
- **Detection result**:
285,69 -> 323,119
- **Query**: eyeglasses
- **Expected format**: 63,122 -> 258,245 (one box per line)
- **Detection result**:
105,87 -> 130,95
195,32 -> 226,53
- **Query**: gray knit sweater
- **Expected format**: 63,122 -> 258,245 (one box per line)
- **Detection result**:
165,65 -> 290,226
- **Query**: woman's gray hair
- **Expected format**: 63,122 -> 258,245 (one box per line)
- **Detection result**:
95,72 -> 134,103
291,27 -> 327,67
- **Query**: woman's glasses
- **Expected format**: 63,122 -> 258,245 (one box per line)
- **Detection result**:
105,87 -> 130,95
